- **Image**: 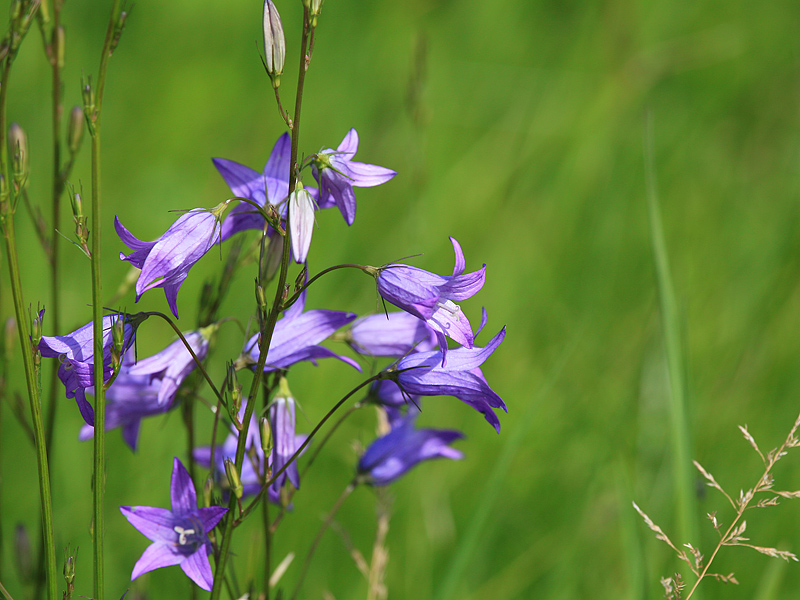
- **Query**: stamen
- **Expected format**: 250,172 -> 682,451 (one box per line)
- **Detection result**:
173,525 -> 196,545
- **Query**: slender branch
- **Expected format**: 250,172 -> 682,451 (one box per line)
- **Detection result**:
290,480 -> 357,600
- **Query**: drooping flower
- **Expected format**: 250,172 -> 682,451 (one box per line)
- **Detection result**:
213,133 -> 324,242
392,327 -> 506,432
358,406 -> 463,486
126,326 -> 214,407
374,237 -> 485,363
269,389 -> 307,494
115,205 -> 224,319
241,290 -> 359,372
120,458 -> 228,591
79,353 -> 171,451
39,313 -> 137,426
312,128 -> 396,225
346,311 -> 437,358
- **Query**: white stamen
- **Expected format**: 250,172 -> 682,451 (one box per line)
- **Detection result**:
173,525 -> 196,545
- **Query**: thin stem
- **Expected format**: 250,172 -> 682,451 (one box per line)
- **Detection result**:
90,4 -> 123,599
282,263 -> 369,310
290,481 -> 357,600
209,8 -> 314,598
0,22 -> 58,600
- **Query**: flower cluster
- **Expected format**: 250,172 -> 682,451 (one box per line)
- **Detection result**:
34,4 -> 506,593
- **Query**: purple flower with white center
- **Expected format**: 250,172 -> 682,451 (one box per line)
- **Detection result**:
115,205 -> 224,319
126,327 -> 213,408
213,133 -> 324,242
347,311 -> 437,358
374,237 -> 486,363
312,128 -> 396,225
79,354 -> 171,451
242,290 -> 360,372
39,313 -> 136,426
358,407 -> 463,486
120,458 -> 227,591
393,326 -> 507,432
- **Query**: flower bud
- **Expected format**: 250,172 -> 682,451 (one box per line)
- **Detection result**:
260,416 -> 273,456
55,25 -> 65,69
226,362 -> 242,420
256,283 -> 268,313
262,0 -> 285,88
111,315 -> 126,372
224,458 -> 244,500
8,122 -> 28,188
203,477 -> 214,507
68,106 -> 84,154
63,544 -> 76,594
289,183 -> 314,264
306,0 -> 324,28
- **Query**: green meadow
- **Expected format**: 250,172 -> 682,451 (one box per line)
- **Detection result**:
2,0 -> 800,598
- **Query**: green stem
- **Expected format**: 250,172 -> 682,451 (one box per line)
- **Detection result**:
0,30 -> 58,600
90,4 -> 123,599
209,11 -> 313,598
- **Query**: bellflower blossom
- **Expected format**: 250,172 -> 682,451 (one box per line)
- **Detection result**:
126,327 -> 213,407
79,354 -> 170,452
375,237 -> 485,363
312,128 -> 396,225
346,311 -> 437,357
358,406 -> 463,486
115,205 -> 224,319
120,458 -> 227,591
393,327 -> 507,432
242,290 -> 359,372
213,133 -> 325,242
39,313 -> 136,426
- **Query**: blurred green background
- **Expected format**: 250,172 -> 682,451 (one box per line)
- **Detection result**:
3,0 -> 800,598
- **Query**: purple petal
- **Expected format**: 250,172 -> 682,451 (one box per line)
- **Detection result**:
337,128 -> 359,155
197,506 -> 228,532
130,542 -> 184,580
263,133 -> 291,201
170,458 -> 198,513
120,506 -> 179,544
212,158 -> 265,204
180,549 -> 214,591
343,160 -> 396,187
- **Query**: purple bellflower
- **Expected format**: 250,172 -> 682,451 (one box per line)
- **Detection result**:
126,327 -> 213,408
120,458 -> 227,591
241,290 -> 359,372
312,128 -> 396,225
289,182 -> 315,264
268,391 -> 307,494
115,205 -> 224,319
374,237 -> 486,363
347,311 -> 437,358
213,133 -> 325,242
358,406 -> 463,486
79,354 -> 171,452
393,326 -> 507,432
39,313 -> 136,426
366,379 -> 421,409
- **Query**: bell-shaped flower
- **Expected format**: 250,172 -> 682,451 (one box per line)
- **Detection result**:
358,406 -> 463,486
39,313 -> 136,426
79,353 -> 172,451
120,458 -> 228,591
213,133 -> 323,242
116,205 -> 224,319
393,327 -> 506,432
126,327 -> 214,408
242,290 -> 359,372
346,311 -> 436,358
365,379 -> 420,409
312,128 -> 396,225
268,390 -> 307,494
288,182 -> 315,263
374,237 -> 485,363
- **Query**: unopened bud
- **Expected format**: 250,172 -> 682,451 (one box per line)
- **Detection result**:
55,25 -> 65,68
111,315 -> 126,372
306,0 -> 324,28
81,77 -> 96,134
294,266 -> 307,293
8,122 -> 28,187
63,544 -> 76,584
263,0 -> 285,88
226,362 -> 242,418
30,307 -> 43,351
260,416 -> 273,456
110,10 -> 127,55
256,283 -> 268,313
224,458 -> 243,500
68,106 -> 84,154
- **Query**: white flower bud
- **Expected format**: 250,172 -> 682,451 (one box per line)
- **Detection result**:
263,0 -> 285,88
